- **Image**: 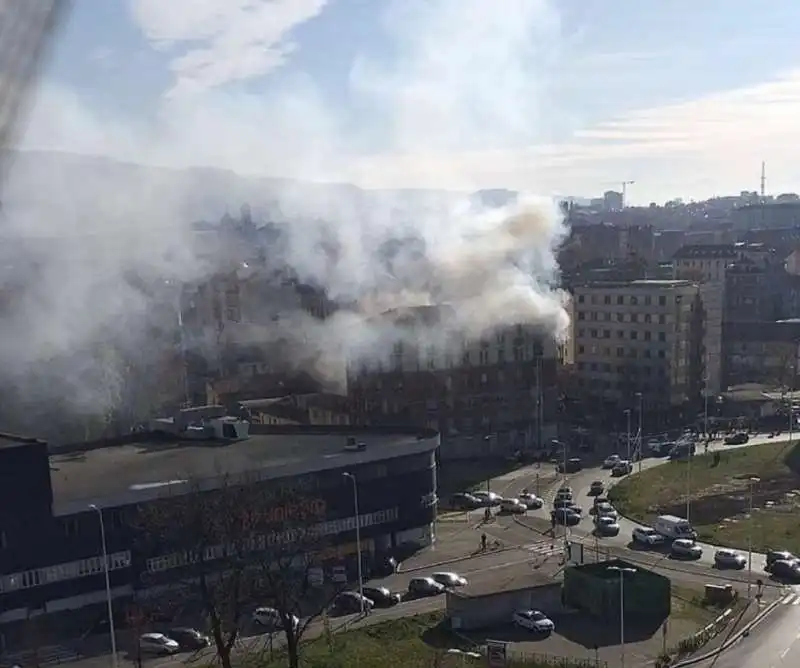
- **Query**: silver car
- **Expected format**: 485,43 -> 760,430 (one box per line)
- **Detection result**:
671,539 -> 702,559
714,549 -> 746,569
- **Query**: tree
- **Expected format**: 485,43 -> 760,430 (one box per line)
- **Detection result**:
136,474 -> 346,668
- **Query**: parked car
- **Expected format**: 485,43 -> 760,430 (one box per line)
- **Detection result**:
139,633 -> 180,656
332,591 -> 374,614
512,610 -> 555,633
408,577 -> 446,596
431,572 -> 468,588
724,432 -> 749,446
361,586 -> 402,607
632,527 -> 666,547
602,455 -> 621,469
166,628 -> 210,651
553,499 -> 582,514
589,481 -> 605,495
671,539 -> 703,559
252,607 -> 299,631
714,550 -> 746,569
450,493 -> 481,510
592,502 -> 618,520
594,516 -> 620,536
500,498 -> 527,514
518,493 -> 543,509
472,491 -> 503,507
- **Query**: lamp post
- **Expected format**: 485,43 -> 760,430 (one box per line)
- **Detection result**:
342,473 -> 365,614
607,566 -> 636,668
89,504 -> 117,668
686,444 -> 692,524
747,476 -> 760,599
636,392 -> 643,473
624,409 -> 631,463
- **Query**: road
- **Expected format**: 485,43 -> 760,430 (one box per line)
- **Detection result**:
694,591 -> 800,668
510,433 -> 789,573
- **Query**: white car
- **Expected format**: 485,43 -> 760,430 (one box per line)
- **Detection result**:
253,607 -> 299,630
512,609 -> 555,633
518,493 -> 543,509
714,549 -> 746,569
431,572 -> 468,588
500,498 -> 526,514
671,539 -> 703,559
603,454 -> 621,469
473,491 -> 503,506
632,527 -> 665,546
139,633 -> 180,656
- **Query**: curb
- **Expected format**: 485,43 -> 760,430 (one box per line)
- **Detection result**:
671,593 -> 785,667
396,545 -> 517,574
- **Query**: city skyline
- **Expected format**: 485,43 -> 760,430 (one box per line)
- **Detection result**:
18,0 -> 800,205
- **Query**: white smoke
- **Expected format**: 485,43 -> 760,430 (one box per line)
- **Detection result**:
0,0 -> 569,437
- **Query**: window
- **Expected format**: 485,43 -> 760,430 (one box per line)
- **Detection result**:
644,296 -> 651,306
644,331 -> 651,341
577,311 -> 585,320
658,332 -> 666,342
590,329 -> 598,338
578,295 -> 585,303
630,331 -> 638,340
617,296 -> 624,305
616,347 -> 624,357
659,296 -> 666,306
604,295 -> 611,305
603,330 -> 610,339
630,296 -> 638,306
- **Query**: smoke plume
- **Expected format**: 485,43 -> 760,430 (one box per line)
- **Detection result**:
0,0 -> 569,439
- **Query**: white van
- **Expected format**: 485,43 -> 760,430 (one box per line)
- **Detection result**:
653,515 -> 696,540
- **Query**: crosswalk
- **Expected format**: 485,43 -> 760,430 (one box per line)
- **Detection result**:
779,591 -> 800,606
523,541 -> 564,558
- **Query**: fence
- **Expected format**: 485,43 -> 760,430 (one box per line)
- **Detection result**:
512,651 -> 608,668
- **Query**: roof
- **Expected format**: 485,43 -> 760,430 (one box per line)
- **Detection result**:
672,245 -> 737,260
0,431 -> 44,450
49,426 -> 438,515
575,279 -> 694,290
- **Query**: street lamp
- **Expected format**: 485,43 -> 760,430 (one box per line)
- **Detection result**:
747,476 -> 760,598
89,504 -> 118,668
636,392 -> 643,473
342,473 -> 365,614
624,409 -> 631,463
686,444 -> 692,524
607,566 -> 636,668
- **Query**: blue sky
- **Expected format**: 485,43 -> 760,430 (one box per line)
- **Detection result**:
25,0 -> 800,203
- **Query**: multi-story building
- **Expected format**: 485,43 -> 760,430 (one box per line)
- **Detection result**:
723,320 -> 800,388
0,421 -> 438,650
570,280 -> 703,422
347,305 -> 559,457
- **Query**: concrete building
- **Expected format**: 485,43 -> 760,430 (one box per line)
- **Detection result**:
347,305 -> 559,458
0,422 -> 439,649
722,320 -> 800,388
570,280 -> 702,419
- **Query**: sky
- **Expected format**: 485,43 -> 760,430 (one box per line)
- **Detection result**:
19,0 -> 800,205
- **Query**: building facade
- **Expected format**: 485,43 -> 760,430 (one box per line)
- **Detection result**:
570,280 -> 702,420
0,425 -> 438,649
347,306 -> 559,456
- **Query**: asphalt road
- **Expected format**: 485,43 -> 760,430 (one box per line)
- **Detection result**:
515,433 -> 790,573
694,592 -> 800,668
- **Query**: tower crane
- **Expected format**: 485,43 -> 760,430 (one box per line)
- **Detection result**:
0,0 -> 71,200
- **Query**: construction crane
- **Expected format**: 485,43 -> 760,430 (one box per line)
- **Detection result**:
0,0 -> 71,200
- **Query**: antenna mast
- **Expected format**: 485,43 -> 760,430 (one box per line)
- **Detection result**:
760,162 -> 766,200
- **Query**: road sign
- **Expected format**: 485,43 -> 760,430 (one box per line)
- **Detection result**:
486,640 -> 507,667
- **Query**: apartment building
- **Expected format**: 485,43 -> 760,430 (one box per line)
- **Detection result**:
347,305 -> 559,456
571,280 -> 702,418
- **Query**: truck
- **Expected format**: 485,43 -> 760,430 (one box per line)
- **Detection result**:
653,514 -> 697,540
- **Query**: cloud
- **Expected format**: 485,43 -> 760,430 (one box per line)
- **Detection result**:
128,0 -> 329,96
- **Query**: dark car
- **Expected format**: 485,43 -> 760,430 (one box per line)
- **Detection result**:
770,559 -> 800,581
361,586 -> 401,607
557,458 -> 582,474
332,591 -> 374,614
589,481 -> 605,496
724,432 -> 749,446
766,550 -> 796,571
553,499 -> 583,514
408,577 -> 445,597
551,508 -> 581,526
166,628 -> 210,651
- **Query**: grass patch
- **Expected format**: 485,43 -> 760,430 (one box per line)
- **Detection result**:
670,585 -> 729,625
251,612 -> 583,668
610,441 -> 800,552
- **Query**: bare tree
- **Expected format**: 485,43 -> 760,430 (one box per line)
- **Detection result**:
136,474 -> 345,668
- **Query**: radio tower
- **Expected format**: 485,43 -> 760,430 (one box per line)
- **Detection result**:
760,161 -> 766,201
0,0 -> 71,200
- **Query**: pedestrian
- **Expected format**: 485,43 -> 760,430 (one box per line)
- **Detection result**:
481,532 -> 487,551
